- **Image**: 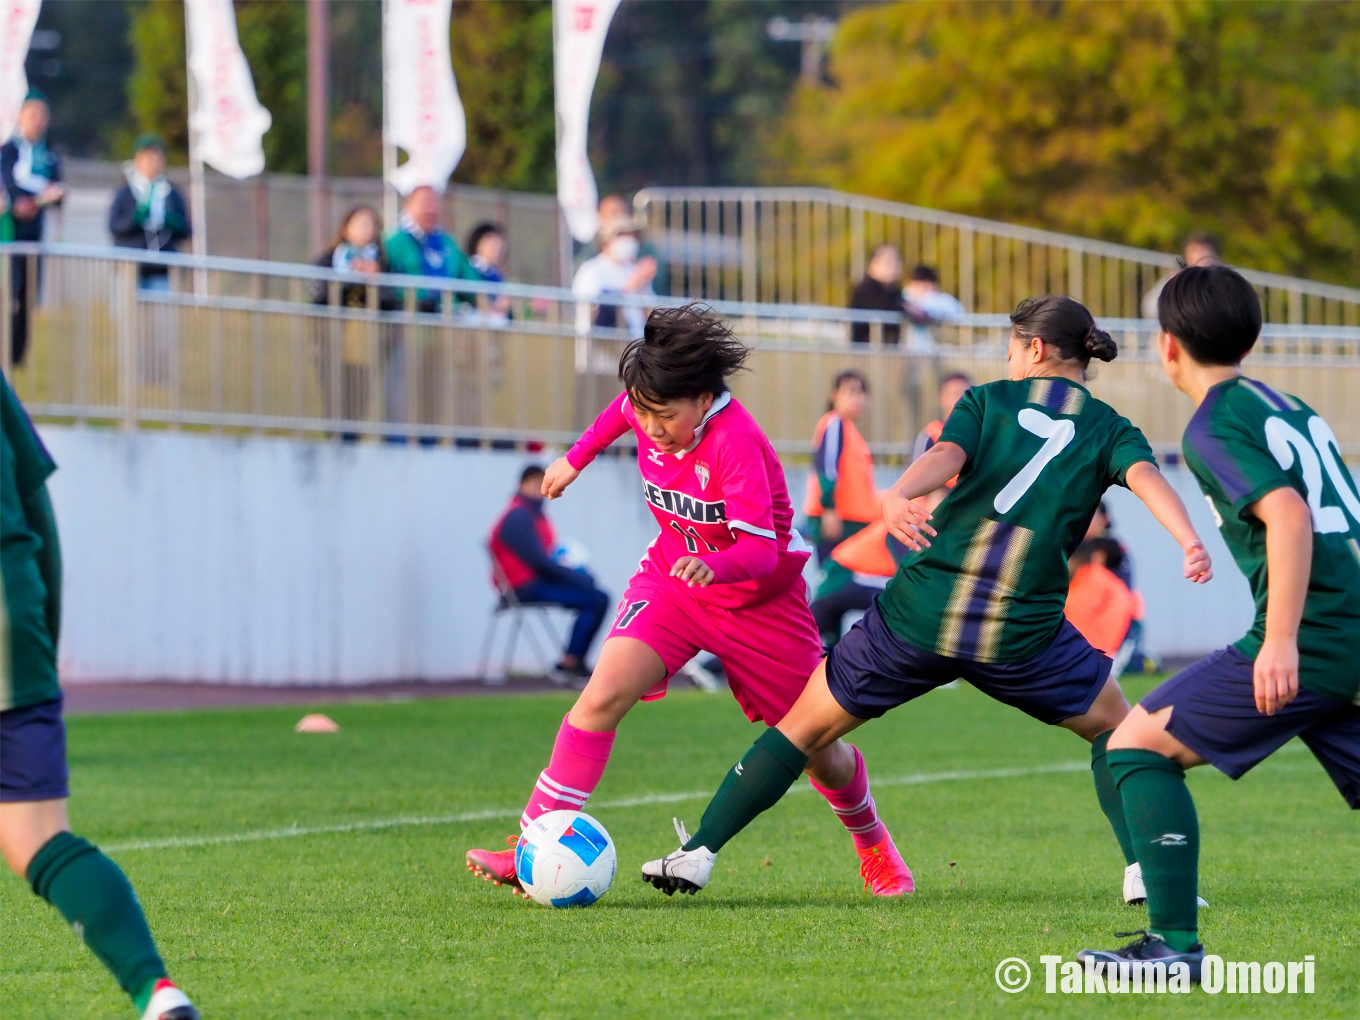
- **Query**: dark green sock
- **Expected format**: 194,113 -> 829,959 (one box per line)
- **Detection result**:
27,832 -> 167,1010
1107,749 -> 1200,952
1090,730 -> 1137,866
683,728 -> 809,853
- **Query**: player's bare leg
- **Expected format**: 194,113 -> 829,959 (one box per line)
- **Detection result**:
0,800 -> 198,1019
467,637 -> 666,896
645,662 -> 913,897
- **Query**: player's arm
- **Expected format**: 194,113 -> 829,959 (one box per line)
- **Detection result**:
1248,486 -> 1311,715
1124,461 -> 1212,583
545,395 -> 632,499
880,442 -> 964,550
673,434 -> 779,587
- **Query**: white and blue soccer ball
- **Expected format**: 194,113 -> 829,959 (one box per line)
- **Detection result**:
516,810 -> 616,907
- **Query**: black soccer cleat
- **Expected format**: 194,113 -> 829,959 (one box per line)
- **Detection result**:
1077,930 -> 1205,983
641,871 -> 703,896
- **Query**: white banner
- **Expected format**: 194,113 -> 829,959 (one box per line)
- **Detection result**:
384,0 -> 465,195
185,0 -> 271,179
554,0 -> 621,242
0,0 -> 41,141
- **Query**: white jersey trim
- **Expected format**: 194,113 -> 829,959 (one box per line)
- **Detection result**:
676,392 -> 732,459
728,519 -> 777,540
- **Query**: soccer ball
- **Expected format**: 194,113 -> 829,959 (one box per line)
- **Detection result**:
515,810 -> 616,907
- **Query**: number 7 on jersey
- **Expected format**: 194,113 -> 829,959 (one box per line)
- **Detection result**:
994,408 -> 1077,515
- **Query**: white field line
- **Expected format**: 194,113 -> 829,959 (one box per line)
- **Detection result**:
102,760 -> 1089,854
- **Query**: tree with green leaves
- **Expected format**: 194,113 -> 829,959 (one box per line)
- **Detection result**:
767,0 -> 1360,286
126,0 -> 305,173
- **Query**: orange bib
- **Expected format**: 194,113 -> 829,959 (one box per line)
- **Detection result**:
805,412 -> 880,522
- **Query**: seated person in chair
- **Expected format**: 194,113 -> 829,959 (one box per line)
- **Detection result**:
489,465 -> 611,680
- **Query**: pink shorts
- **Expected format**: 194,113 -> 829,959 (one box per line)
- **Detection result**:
606,565 -> 824,724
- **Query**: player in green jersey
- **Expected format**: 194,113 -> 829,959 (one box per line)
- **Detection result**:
641,295 -> 1213,897
0,376 -> 199,1019
1079,265 -> 1360,978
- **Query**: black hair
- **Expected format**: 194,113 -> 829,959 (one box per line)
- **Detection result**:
1009,295 -> 1117,368
465,221 -> 503,257
519,464 -> 545,485
827,369 -> 868,410
939,372 -> 972,391
619,304 -> 750,407
1157,264 -> 1261,366
909,264 -> 939,284
1184,231 -> 1221,257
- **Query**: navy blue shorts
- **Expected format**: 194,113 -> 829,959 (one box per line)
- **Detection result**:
0,697 -> 69,802
1142,647 -> 1360,807
826,601 -> 1112,725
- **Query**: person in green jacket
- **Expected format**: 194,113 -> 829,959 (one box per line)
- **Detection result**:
384,185 -> 484,313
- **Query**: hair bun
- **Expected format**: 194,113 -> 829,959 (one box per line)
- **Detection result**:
1084,325 -> 1118,362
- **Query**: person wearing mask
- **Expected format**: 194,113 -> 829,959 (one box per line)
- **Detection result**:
488,465 -> 611,682
385,186 -> 483,313
902,265 -> 965,352
107,135 -> 191,290
911,372 -> 972,512
576,194 -> 667,296
2,92 -> 66,365
806,370 -> 879,567
572,216 -> 655,338
848,244 -> 905,345
1140,232 -> 1221,319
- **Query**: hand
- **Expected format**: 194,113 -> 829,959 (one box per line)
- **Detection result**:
820,509 -> 843,542
1182,540 -> 1212,583
883,491 -> 936,551
670,556 -> 715,588
625,257 -> 657,292
351,257 -> 380,274
12,196 -> 38,220
38,183 -> 67,206
1253,635 -> 1299,715
542,457 -> 580,499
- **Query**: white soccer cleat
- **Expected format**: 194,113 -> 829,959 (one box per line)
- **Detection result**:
1123,861 -> 1208,907
140,979 -> 198,1020
641,819 -> 716,896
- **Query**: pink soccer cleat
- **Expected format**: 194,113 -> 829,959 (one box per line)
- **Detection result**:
466,835 -> 532,899
857,833 -> 915,896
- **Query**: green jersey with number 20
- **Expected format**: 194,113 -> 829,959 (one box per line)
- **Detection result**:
878,377 -> 1156,664
1183,377 -> 1360,703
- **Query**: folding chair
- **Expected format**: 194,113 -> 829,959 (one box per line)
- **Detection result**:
477,552 -> 566,684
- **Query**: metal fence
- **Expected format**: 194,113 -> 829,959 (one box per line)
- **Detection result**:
4,243 -> 1359,459
61,158 -> 567,287
635,186 -> 1360,326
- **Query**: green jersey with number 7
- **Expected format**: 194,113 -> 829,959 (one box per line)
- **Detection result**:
1182,376 -> 1360,702
877,376 -> 1156,664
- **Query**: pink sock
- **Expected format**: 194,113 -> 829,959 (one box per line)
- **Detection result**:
520,715 -> 617,829
811,745 -> 888,850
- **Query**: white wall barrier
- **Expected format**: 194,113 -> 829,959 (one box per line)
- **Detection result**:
42,426 -> 1265,685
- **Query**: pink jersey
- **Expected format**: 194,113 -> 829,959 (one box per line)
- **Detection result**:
566,392 -> 810,609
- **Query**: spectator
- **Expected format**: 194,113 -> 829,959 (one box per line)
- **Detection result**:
0,189 -> 12,242
309,205 -> 393,439
805,370 -> 879,566
576,194 -> 668,296
902,264 -> 965,352
912,372 -> 972,512
1141,232 -> 1221,319
107,134 -> 191,290
385,185 -> 483,312
848,244 -> 904,344
465,221 -> 511,319
1072,500 -> 1158,676
572,214 -> 655,337
488,465 -> 611,681
1,91 -> 66,366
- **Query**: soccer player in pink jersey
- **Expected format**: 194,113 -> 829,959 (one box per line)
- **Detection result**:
466,305 -> 913,897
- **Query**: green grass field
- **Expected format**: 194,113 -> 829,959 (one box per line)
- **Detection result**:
2,678 -> 1356,1018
